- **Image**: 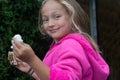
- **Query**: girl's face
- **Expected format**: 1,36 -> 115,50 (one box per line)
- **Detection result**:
41,0 -> 72,42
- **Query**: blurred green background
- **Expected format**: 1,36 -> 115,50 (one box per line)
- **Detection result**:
0,0 -> 50,80
0,0 -> 120,80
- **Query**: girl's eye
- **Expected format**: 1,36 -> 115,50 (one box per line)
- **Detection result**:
42,18 -> 48,23
55,15 -> 61,19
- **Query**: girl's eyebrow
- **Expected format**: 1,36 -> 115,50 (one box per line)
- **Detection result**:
42,11 -> 61,17
42,16 -> 47,20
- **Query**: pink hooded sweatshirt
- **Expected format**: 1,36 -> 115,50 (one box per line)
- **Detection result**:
43,33 -> 109,80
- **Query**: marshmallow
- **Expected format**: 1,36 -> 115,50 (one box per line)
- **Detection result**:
13,34 -> 23,42
11,34 -> 23,49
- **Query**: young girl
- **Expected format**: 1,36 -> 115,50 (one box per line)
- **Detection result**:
12,0 -> 110,80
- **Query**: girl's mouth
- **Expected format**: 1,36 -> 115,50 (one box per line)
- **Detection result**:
49,27 -> 60,33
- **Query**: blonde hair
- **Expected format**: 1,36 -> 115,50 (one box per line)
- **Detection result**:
38,0 -> 100,53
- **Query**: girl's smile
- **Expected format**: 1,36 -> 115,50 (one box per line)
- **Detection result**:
49,27 -> 60,33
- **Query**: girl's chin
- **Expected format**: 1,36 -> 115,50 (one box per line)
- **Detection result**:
50,35 -> 61,41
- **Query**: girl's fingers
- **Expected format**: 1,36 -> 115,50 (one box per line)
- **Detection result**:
12,42 -> 19,56
12,38 -> 23,49
12,39 -> 24,56
15,58 -> 25,67
16,57 -> 22,62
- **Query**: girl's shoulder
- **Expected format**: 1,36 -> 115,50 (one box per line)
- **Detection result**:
59,33 -> 90,47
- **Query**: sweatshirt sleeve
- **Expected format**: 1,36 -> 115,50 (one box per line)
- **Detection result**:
49,39 -> 91,80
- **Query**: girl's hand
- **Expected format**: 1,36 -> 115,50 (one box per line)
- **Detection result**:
15,58 -> 31,73
16,58 -> 40,80
12,39 -> 36,63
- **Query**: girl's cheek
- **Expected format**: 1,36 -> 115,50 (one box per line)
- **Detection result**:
43,26 -> 46,31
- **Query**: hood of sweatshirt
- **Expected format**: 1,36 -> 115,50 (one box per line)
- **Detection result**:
58,33 -> 110,80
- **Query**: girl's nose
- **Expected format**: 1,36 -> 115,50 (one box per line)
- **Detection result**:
48,19 -> 54,27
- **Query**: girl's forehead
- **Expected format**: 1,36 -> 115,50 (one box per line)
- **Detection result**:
41,1 -> 66,15
41,0 -> 63,11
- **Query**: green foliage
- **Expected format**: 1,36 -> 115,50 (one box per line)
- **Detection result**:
0,0 -> 50,79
